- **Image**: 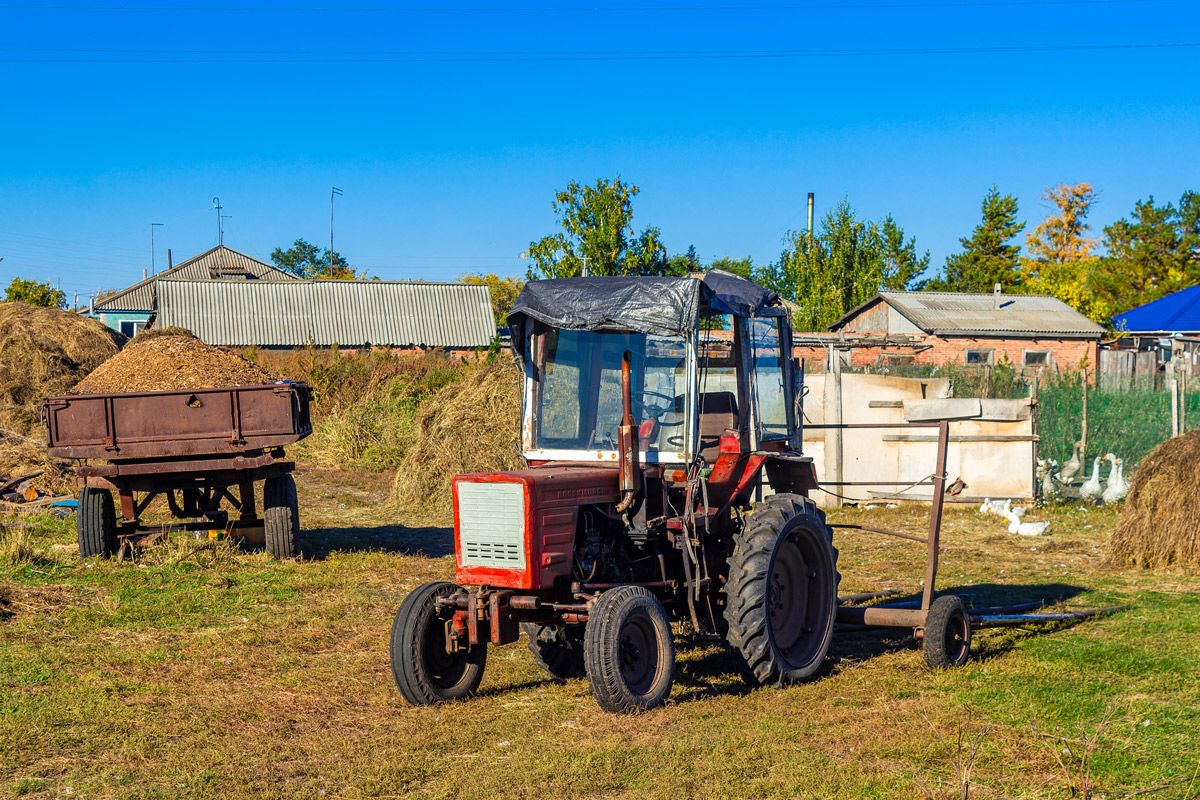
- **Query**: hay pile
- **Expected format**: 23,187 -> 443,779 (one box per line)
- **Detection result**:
0,429 -> 73,494
0,302 -> 126,435
1109,431 -> 1200,572
71,334 -> 277,394
392,359 -> 524,513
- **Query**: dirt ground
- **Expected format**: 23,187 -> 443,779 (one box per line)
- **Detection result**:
2,465 -> 1198,800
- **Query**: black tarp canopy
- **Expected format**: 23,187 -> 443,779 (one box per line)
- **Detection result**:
507,270 -> 784,354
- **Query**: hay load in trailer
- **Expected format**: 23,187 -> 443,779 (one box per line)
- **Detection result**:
1109,431 -> 1200,571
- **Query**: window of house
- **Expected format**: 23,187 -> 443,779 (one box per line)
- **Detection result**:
878,353 -> 915,366
966,349 -> 994,365
1023,350 -> 1051,367
119,320 -> 144,338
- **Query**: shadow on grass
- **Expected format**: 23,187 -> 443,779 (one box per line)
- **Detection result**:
300,523 -> 454,560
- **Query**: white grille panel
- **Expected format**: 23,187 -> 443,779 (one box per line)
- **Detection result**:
457,482 -> 526,570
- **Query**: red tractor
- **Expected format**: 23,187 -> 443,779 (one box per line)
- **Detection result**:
389,271 -> 841,712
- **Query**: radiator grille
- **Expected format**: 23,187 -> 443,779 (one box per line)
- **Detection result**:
457,481 -> 526,570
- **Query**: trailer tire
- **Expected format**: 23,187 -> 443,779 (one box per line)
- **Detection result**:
264,474 -> 299,558
923,595 -> 971,669
390,581 -> 487,705
522,623 -> 586,680
584,586 -> 675,713
77,487 -> 116,559
724,493 -> 839,686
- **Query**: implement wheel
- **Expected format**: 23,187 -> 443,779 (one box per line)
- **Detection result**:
77,486 -> 116,559
724,493 -> 839,686
264,474 -> 300,558
523,623 -> 585,680
584,586 -> 675,713
923,595 -> 971,669
390,581 -> 487,705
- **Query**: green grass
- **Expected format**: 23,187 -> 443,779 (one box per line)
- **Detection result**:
2,482 -> 1198,799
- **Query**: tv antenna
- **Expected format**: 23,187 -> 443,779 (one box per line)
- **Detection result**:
330,186 -> 343,278
212,197 -> 231,245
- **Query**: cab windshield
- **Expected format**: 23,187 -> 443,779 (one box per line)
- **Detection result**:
535,329 -> 688,456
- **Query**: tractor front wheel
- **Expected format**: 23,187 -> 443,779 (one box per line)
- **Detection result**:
724,493 -> 839,686
390,581 -> 487,705
584,586 -> 675,713
523,623 -> 586,680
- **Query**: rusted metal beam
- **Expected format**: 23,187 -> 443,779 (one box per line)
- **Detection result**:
921,420 -> 950,611
835,606 -> 926,628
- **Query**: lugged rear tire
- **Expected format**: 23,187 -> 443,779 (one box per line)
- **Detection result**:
523,623 -> 586,680
77,486 -> 116,559
390,581 -> 487,705
584,586 -> 675,713
724,493 -> 839,686
264,474 -> 300,559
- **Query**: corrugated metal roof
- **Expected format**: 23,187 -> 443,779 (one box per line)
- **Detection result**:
829,291 -> 1106,337
95,245 -> 300,312
156,279 -> 496,348
1111,283 -> 1200,333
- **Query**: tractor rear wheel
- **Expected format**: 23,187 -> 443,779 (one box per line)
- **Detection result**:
390,581 -> 487,705
264,474 -> 300,559
724,493 -> 839,686
922,595 -> 971,669
584,586 -> 675,713
77,487 -> 116,559
523,623 -> 585,680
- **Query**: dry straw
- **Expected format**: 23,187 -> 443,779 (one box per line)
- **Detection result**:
392,358 -> 524,514
1109,431 -> 1200,572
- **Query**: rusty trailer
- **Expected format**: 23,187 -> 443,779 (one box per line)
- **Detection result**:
41,382 -> 312,560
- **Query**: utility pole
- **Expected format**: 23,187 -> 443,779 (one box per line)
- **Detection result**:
212,197 -> 224,245
581,256 -> 591,277
330,186 -> 343,278
151,222 -> 163,274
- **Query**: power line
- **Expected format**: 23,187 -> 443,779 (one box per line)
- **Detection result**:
0,0 -> 1174,10
1,42 -> 1195,62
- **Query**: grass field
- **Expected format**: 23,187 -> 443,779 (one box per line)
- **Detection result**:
2,469 -> 1198,800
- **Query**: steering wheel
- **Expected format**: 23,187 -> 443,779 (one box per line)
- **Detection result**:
633,390 -> 682,425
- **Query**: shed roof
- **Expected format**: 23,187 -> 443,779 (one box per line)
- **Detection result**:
156,278 -> 495,349
1111,284 -> 1200,334
829,291 -> 1105,338
94,245 -> 299,312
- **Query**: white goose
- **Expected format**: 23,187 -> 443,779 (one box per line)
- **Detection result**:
1004,507 -> 1050,536
1102,456 -> 1130,504
1059,441 -> 1083,482
1079,457 -> 1103,503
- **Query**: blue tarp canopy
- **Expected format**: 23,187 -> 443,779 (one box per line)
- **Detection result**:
1112,284 -> 1200,333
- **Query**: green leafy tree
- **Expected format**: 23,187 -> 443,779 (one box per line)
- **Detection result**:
708,255 -> 755,280
4,277 -> 66,308
455,272 -> 525,327
526,178 -> 668,279
760,200 -> 927,330
1021,183 -> 1107,321
665,244 -> 702,276
1092,191 -> 1200,315
920,186 -> 1024,292
270,238 -> 360,279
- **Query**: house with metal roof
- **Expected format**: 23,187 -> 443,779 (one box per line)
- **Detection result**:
807,289 -> 1105,371
1102,284 -> 1200,382
92,244 -> 300,337
154,278 -> 495,351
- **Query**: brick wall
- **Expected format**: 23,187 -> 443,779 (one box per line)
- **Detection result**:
794,334 -> 1098,372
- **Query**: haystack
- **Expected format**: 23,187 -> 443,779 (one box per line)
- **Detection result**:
0,429 -> 73,495
0,302 -> 126,436
392,359 -> 523,513
71,334 -> 277,394
1109,431 -> 1200,572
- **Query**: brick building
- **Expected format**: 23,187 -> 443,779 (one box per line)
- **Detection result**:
797,289 -> 1104,371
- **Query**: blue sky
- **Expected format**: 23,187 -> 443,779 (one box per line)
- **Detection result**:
1,1 -> 1197,304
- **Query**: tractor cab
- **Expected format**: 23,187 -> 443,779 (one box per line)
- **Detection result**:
389,271 -> 836,713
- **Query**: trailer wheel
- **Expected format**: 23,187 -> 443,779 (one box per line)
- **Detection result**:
77,487 -> 116,559
724,493 -> 839,686
390,581 -> 487,705
264,474 -> 300,558
584,586 -> 675,713
522,623 -> 585,680
923,595 -> 971,669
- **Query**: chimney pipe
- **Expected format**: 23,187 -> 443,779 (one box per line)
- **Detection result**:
807,193 -> 815,236
993,283 -> 1002,309
167,249 -> 173,269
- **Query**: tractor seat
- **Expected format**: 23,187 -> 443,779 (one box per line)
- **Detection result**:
697,391 -> 738,464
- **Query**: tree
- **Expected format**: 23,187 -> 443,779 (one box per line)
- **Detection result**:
1091,191 -> 1200,316
4,277 -> 66,308
1021,183 -> 1107,321
456,272 -> 525,327
709,255 -> 755,280
760,199 -> 926,331
526,178 -> 668,279
270,238 -> 360,279
920,186 -> 1024,292
665,244 -> 702,277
